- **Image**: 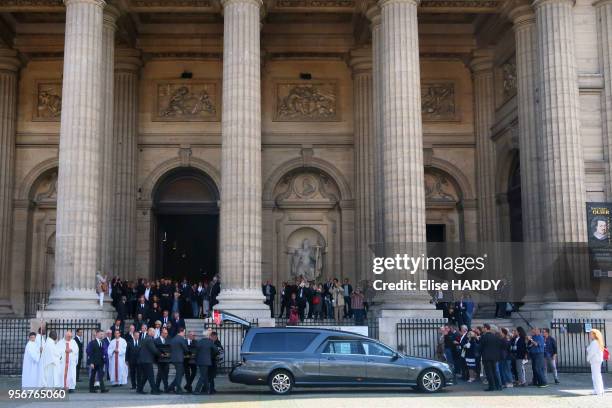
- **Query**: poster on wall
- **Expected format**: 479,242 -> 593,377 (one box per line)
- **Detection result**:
586,202 -> 612,278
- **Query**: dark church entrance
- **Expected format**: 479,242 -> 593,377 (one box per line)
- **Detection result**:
153,168 -> 219,283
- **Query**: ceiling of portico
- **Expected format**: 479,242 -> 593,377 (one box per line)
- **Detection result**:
0,0 -> 504,58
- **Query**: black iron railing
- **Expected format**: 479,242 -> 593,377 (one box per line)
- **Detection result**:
550,318 -> 608,373
396,318 -> 448,360
0,319 -> 31,375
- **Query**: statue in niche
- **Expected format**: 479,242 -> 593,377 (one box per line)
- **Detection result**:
289,238 -> 324,281
35,172 -> 58,202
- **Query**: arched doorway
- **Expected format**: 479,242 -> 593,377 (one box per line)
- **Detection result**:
152,168 -> 219,283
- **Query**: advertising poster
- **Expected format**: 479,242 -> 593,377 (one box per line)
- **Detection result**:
586,202 -> 612,278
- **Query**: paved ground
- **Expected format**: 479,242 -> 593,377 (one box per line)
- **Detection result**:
0,373 -> 610,408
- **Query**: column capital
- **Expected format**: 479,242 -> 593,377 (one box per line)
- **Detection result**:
103,3 -> 120,29
115,47 -> 142,73
532,0 -> 575,9
220,0 -> 262,8
378,0 -> 420,8
501,0 -> 535,27
0,48 -> 20,73
64,0 -> 106,7
593,0 -> 612,7
349,47 -> 372,76
469,48 -> 495,74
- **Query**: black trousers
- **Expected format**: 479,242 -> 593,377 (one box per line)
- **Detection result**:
89,363 -> 106,391
170,362 -> 185,391
137,363 -> 157,392
156,362 -> 170,391
195,365 -> 210,393
76,359 -> 82,381
208,365 -> 217,391
483,360 -> 501,390
128,362 -> 138,388
185,363 -> 197,390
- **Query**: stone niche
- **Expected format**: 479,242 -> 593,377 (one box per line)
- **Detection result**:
270,169 -> 343,286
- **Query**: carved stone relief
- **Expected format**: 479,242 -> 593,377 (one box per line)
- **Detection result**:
424,171 -> 458,203
34,81 -> 62,121
34,172 -> 58,203
275,0 -> 354,7
421,82 -> 457,122
274,170 -> 339,207
154,81 -> 219,122
501,57 -> 517,101
274,82 -> 338,122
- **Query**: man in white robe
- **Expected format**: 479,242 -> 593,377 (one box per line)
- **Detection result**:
22,332 -> 41,388
55,331 -> 79,392
39,331 -> 60,388
107,330 -> 128,385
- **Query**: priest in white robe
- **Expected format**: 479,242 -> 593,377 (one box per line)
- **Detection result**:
107,330 -> 128,385
39,331 -> 60,388
55,331 -> 79,391
22,332 -> 41,388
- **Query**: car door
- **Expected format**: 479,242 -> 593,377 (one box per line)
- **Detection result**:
317,340 -> 367,384
362,341 -> 414,384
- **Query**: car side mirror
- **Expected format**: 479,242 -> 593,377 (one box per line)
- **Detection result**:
391,352 -> 400,361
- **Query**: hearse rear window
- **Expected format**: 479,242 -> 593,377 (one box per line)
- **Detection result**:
250,332 -> 318,352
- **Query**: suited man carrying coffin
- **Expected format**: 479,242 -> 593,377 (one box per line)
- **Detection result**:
168,328 -> 189,394
193,331 -> 217,395
87,330 -> 109,394
136,327 -> 161,395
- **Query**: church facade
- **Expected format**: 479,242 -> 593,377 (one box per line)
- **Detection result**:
0,0 -> 611,331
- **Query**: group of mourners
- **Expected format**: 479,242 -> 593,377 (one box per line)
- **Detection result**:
437,323 -> 608,396
22,321 -> 225,396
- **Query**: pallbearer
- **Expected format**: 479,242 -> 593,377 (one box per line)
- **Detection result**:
55,331 -> 79,392
108,330 -> 128,386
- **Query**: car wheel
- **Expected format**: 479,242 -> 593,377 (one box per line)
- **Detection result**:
268,370 -> 294,395
417,368 -> 443,393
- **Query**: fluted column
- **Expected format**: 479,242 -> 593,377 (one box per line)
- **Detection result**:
48,0 -> 105,311
350,48 -> 375,284
379,0 -> 430,306
470,49 -> 499,243
366,6 -> 385,256
112,48 -> 141,281
0,48 -> 20,315
98,4 -> 119,277
215,0 -> 268,318
595,0 -> 612,199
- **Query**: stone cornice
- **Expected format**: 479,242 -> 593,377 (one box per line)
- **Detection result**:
532,0 -> 575,9
593,0 -> 612,7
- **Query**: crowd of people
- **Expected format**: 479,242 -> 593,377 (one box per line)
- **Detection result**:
436,322 -> 607,396
22,322 -> 225,395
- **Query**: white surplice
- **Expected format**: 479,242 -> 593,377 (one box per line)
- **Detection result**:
39,338 -> 61,388
54,339 -> 78,390
107,337 -> 128,385
22,340 -> 41,388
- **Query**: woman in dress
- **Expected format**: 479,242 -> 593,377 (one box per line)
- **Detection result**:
587,328 -> 605,396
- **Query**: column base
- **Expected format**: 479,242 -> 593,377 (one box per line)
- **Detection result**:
0,298 -> 15,317
42,288 -> 115,318
214,288 -> 272,322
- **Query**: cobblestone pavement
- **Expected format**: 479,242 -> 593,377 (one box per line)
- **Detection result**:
0,373 -> 610,408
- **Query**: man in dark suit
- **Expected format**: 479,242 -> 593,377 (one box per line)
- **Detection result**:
154,328 -> 171,392
168,328 -> 189,394
110,319 -> 124,335
74,328 -> 84,382
87,329 -> 109,393
136,327 -> 161,395
262,280 -> 277,318
136,296 -> 149,320
193,332 -> 217,395
126,331 -> 140,390
116,296 -> 128,322
480,324 -> 503,391
171,312 -> 185,337
184,331 -> 198,393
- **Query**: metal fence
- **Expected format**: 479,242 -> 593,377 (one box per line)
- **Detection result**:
24,291 -> 49,318
550,318 -> 608,373
0,319 -> 31,375
46,319 -> 101,372
202,320 -> 258,373
396,318 -> 448,360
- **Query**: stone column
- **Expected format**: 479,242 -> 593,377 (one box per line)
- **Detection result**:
98,4 -> 119,277
47,0 -> 105,311
366,6 -> 385,256
378,0 -> 431,306
470,49 -> 499,243
534,0 -> 591,306
0,48 -> 20,315
595,1 -> 612,199
215,0 -> 269,319
112,48 -> 141,281
350,47 -> 375,284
